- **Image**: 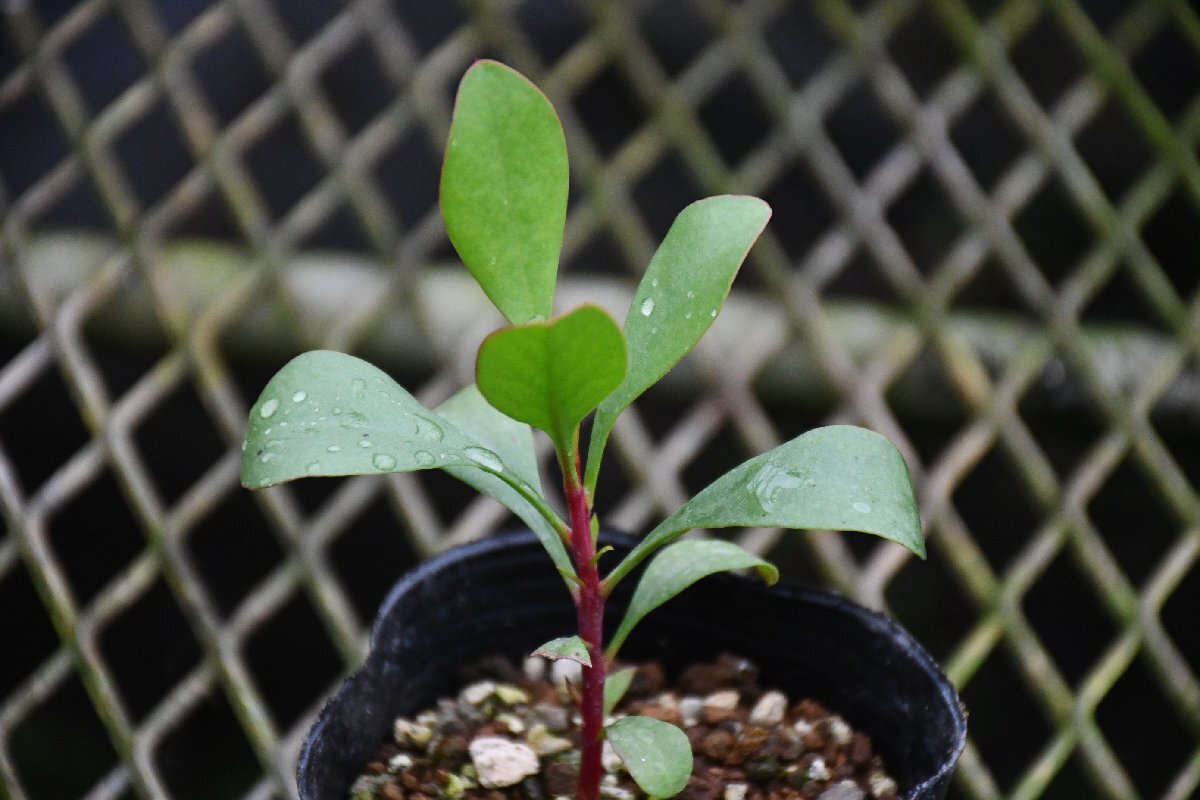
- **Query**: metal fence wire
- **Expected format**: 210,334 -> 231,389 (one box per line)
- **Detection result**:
1,0 -> 1198,798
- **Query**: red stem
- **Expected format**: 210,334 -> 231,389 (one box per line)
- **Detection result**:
566,456 -> 605,800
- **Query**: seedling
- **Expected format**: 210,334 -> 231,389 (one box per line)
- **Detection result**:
242,61 -> 924,800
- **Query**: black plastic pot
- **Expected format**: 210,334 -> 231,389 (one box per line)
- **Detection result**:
298,531 -> 966,799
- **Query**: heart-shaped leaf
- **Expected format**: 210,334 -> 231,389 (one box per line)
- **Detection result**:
605,716 -> 692,798
476,304 -> 627,456
437,386 -> 573,578
605,425 -> 924,590
532,635 -> 592,666
606,540 -> 777,659
441,60 -> 567,324
585,196 -> 771,491
241,352 -> 568,563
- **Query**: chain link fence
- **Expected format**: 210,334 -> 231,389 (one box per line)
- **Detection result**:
1,0 -> 1198,798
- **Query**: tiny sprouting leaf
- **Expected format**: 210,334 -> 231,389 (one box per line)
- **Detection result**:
606,540 -> 777,659
437,386 -> 573,578
441,60 -> 567,324
476,304 -> 627,455
585,196 -> 771,491
603,667 -> 637,717
605,716 -> 692,798
532,635 -> 592,666
605,425 -> 924,590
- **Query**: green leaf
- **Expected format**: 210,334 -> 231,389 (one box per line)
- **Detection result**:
585,196 -> 771,491
240,353 -> 569,564
441,60 -> 567,324
604,667 -> 637,717
531,635 -> 592,666
605,716 -> 692,798
605,425 -> 924,591
436,386 -> 573,579
606,540 -> 777,659
476,304 -> 627,455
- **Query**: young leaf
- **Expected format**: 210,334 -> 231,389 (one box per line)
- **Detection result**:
476,304 -> 627,456
240,352 -> 569,563
585,196 -> 771,491
606,540 -> 777,659
532,635 -> 592,666
603,667 -> 637,717
605,425 -> 924,591
605,716 -> 692,798
437,386 -> 574,579
441,60 -> 567,324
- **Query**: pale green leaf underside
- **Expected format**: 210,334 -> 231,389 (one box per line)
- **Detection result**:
441,60 -> 567,324
476,304 -> 627,454
531,635 -> 592,666
604,667 -> 637,717
605,425 -> 924,590
586,196 -> 771,491
436,387 -> 572,577
607,540 -> 777,659
605,716 -> 692,798
240,352 -> 571,574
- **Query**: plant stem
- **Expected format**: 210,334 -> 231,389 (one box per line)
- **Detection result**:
565,454 -> 605,800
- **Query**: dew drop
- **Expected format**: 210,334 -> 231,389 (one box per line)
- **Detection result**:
259,398 -> 279,418
339,411 -> 369,430
684,311 -> 693,320
640,297 -> 656,317
710,309 -> 717,318
259,453 -> 275,464
350,378 -> 367,397
327,445 -> 342,453
306,462 -> 321,474
332,407 -> 343,415
747,463 -> 807,514
358,439 -> 374,448
853,501 -> 872,514
686,290 -> 695,299
292,390 -> 307,403
414,416 -> 445,443
414,450 -> 435,467
464,446 -> 504,472
650,278 -> 659,288
372,453 -> 397,470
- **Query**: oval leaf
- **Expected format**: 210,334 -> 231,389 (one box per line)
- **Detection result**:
476,304 -> 627,454
605,426 -> 924,590
441,60 -> 567,324
604,667 -> 637,717
437,386 -> 573,578
607,540 -> 777,659
532,635 -> 592,666
605,716 -> 692,798
586,196 -> 771,490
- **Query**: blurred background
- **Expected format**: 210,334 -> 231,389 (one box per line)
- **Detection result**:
1,0 -> 1198,798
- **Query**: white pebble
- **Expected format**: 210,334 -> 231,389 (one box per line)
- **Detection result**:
461,680 -> 497,706
551,658 -> 582,688
807,756 -> 830,781
468,736 -> 540,788
680,696 -> 704,726
704,689 -> 740,710
868,772 -> 898,798
387,753 -> 413,772
749,690 -> 787,726
602,740 -> 624,773
724,783 -> 749,800
527,723 -> 573,755
818,780 -> 866,800
524,655 -> 547,682
828,716 -> 852,745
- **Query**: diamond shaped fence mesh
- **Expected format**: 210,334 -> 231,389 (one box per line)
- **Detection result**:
1,0 -> 1199,798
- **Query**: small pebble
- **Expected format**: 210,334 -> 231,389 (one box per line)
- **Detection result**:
828,717 -> 852,745
724,783 -> 749,800
387,753 -> 413,772
704,690 -> 740,710
523,656 -> 547,682
550,659 -> 582,688
602,740 -> 624,773
495,684 -> 531,706
749,690 -> 787,726
526,724 -> 573,756
462,681 -> 497,706
818,780 -> 867,800
680,696 -> 704,727
468,736 -> 540,788
806,755 -> 831,782
868,772 -> 898,798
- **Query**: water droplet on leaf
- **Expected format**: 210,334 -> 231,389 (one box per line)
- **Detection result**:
259,398 -> 279,418
306,462 -> 321,473
350,378 -> 366,397
747,462 -> 807,514
372,453 -> 397,470
853,501 -> 872,514
415,450 -> 435,467
292,390 -> 307,403
327,445 -> 342,453
640,297 -> 656,317
414,416 -> 444,442
358,439 -> 373,448
464,446 -> 504,472
339,411 -> 369,430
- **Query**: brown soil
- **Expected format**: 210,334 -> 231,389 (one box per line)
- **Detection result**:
349,654 -> 899,800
